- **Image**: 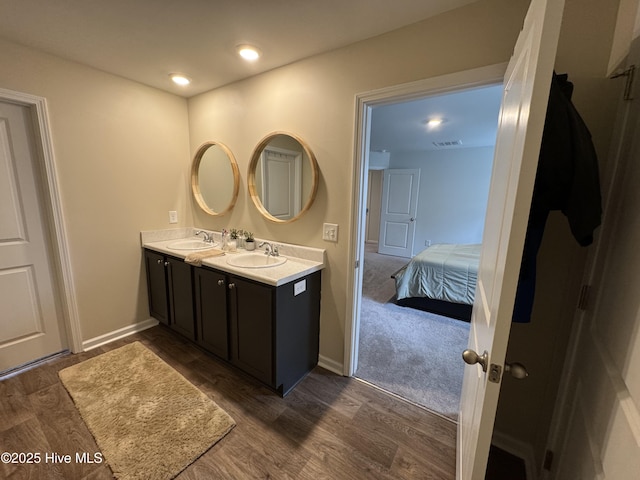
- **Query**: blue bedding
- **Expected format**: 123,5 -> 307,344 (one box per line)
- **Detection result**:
394,244 -> 481,305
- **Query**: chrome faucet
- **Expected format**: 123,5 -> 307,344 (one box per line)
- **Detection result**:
258,241 -> 279,256
195,230 -> 213,243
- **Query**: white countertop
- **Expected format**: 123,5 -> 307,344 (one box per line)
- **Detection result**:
141,229 -> 325,287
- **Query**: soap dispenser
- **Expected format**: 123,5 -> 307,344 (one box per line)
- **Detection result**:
221,229 -> 228,251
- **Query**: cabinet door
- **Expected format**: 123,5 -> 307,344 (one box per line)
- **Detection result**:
166,257 -> 195,340
144,250 -> 169,325
194,268 -> 229,359
229,276 -> 273,385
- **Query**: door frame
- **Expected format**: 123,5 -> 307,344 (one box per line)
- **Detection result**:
344,63 -> 507,376
0,87 -> 82,356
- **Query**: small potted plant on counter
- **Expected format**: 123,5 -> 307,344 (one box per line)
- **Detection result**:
228,228 -> 240,252
244,231 -> 256,250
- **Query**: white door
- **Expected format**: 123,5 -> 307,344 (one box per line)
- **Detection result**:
0,100 -> 67,372
261,146 -> 302,220
378,168 -> 420,257
457,0 -> 564,478
548,43 -> 640,479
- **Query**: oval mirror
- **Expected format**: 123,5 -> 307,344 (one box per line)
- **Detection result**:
248,132 -> 319,223
191,141 -> 240,216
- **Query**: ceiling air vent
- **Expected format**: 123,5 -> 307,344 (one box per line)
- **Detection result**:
432,140 -> 463,147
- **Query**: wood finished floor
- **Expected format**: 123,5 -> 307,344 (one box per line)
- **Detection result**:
1,325 -> 457,479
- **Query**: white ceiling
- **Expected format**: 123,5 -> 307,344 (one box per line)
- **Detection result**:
370,84 -> 504,153
0,0 -> 500,152
0,0 -> 478,97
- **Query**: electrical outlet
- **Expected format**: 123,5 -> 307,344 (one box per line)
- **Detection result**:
169,211 -> 178,224
322,223 -> 338,242
425,240 -> 431,247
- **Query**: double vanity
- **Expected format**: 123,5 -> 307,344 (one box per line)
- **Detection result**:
141,228 -> 325,396
142,131 -> 324,395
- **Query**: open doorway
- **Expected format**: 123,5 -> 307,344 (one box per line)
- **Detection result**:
352,81 -> 503,420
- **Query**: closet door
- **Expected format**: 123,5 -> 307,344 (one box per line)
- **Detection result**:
378,168 -> 420,258
0,100 -> 67,371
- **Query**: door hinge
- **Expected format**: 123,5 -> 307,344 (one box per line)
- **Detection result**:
543,449 -> 554,470
610,64 -> 635,100
355,260 -> 360,269
577,284 -> 591,310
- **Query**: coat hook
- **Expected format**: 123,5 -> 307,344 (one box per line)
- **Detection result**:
610,65 -> 635,100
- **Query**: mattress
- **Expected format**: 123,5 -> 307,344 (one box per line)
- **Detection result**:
394,243 -> 481,305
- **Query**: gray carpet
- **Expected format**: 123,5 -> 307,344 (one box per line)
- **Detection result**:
356,245 -> 470,420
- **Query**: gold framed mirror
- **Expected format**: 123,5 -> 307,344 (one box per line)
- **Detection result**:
191,141 -> 240,216
248,132 -> 319,223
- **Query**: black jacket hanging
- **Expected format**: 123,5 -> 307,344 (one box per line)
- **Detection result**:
512,72 -> 602,323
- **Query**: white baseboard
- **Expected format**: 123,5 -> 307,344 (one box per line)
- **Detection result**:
318,354 -> 344,375
492,430 -> 537,480
84,322 -> 346,377
82,318 -> 159,351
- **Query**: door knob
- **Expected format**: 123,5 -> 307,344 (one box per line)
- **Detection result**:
228,283 -> 235,290
505,362 -> 529,379
462,349 -> 488,372
217,279 -> 225,286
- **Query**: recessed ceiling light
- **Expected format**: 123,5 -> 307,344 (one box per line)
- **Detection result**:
169,73 -> 191,86
237,45 -> 261,61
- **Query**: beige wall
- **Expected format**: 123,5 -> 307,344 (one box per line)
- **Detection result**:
0,38 -> 191,340
187,0 -> 530,365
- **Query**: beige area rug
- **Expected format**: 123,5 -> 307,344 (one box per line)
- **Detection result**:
59,342 -> 235,480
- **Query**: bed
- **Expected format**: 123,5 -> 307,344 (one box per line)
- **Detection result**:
392,243 -> 481,322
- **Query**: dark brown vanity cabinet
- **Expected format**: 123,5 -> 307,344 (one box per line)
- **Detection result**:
144,250 -> 169,324
143,249 -> 196,341
227,275 -> 274,386
193,267 -> 229,359
274,270 -> 322,394
144,248 -> 321,396
226,271 -> 321,395
195,269 -> 322,396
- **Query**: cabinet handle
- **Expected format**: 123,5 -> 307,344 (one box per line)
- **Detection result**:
157,259 -> 162,265
164,261 -> 170,267
217,279 -> 225,286
228,283 -> 235,290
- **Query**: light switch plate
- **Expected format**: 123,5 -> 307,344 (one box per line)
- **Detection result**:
322,223 -> 338,242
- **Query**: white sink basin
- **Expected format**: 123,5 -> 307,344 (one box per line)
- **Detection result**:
167,239 -> 217,251
226,253 -> 287,269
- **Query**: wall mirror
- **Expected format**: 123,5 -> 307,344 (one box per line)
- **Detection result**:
191,141 -> 240,216
248,132 -> 319,223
